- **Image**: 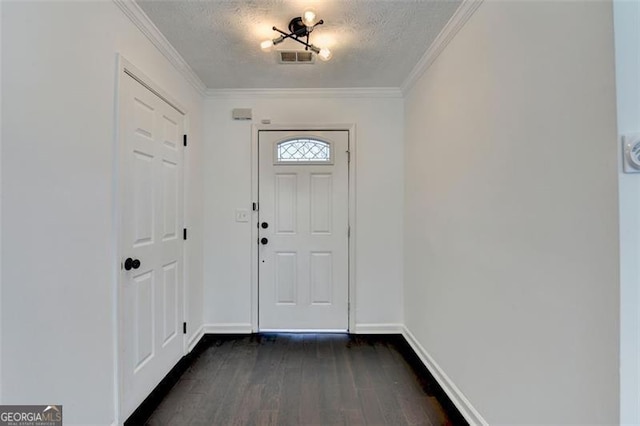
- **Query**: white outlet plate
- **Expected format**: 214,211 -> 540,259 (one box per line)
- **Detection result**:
235,208 -> 250,222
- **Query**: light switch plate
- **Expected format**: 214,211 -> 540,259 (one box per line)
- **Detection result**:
235,208 -> 250,222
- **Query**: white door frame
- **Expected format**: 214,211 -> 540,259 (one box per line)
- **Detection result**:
251,123 -> 356,333
113,54 -> 189,424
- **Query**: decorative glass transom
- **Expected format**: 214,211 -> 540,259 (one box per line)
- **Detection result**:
276,139 -> 332,163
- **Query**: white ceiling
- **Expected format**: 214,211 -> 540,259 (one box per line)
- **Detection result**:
136,0 -> 462,89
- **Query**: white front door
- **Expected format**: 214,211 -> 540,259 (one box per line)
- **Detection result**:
119,72 -> 185,418
258,130 -> 349,331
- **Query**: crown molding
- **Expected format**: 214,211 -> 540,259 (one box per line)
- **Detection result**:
206,87 -> 403,99
401,0 -> 484,95
112,0 -> 207,96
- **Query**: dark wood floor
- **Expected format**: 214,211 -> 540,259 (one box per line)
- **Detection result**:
145,334 -> 456,426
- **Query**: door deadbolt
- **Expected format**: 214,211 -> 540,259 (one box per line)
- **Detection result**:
124,258 -> 141,271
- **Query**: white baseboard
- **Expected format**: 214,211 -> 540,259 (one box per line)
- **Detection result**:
203,323 -> 253,334
352,323 -> 404,334
402,326 -> 488,426
187,324 -> 205,352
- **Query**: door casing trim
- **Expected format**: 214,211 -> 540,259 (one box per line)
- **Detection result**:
251,124 -> 357,333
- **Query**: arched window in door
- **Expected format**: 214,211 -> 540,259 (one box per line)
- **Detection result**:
275,138 -> 332,164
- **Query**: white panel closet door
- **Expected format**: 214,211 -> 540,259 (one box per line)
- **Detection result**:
258,130 -> 349,331
119,73 -> 184,418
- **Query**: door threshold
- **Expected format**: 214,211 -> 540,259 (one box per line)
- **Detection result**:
259,329 -> 348,333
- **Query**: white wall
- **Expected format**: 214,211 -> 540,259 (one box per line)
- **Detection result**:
1,2 -> 204,425
403,1 -> 619,424
204,95 -> 404,331
614,0 -> 640,423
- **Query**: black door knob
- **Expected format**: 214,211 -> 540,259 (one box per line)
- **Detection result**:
261,237 -> 268,245
261,222 -> 269,229
124,258 -> 141,271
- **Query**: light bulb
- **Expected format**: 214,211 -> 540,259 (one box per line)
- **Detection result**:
318,47 -> 332,61
260,39 -> 274,51
302,9 -> 317,27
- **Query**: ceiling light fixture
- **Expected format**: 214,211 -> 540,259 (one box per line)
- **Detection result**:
260,9 -> 332,61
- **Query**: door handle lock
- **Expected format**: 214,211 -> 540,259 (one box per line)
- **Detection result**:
124,258 -> 141,271
260,237 -> 268,245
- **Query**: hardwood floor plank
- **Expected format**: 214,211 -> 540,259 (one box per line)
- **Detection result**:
299,383 -> 322,424
211,351 -> 256,425
398,395 -> 434,425
358,388 -> 387,425
337,384 -> 360,410
277,366 -> 302,425
333,337 -> 356,386
254,409 -> 279,426
374,386 -> 409,425
231,384 -> 264,425
317,409 -> 343,425
341,408 -> 367,425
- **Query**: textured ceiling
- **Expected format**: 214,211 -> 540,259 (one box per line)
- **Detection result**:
136,0 -> 462,89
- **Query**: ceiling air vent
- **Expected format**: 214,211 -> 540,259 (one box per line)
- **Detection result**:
278,50 -> 315,64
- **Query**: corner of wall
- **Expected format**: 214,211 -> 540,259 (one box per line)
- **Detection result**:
400,0 -> 484,95
614,0 -> 640,423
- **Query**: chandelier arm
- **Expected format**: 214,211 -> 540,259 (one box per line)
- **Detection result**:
272,26 -> 316,50
275,23 -> 308,38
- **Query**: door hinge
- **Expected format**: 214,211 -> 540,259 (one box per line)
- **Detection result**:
183,228 -> 187,240
348,225 -> 351,238
183,322 -> 187,334
183,134 -> 187,147
346,150 -> 351,163
252,202 -> 259,212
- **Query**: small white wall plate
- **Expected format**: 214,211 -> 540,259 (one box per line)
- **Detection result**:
235,208 -> 250,222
